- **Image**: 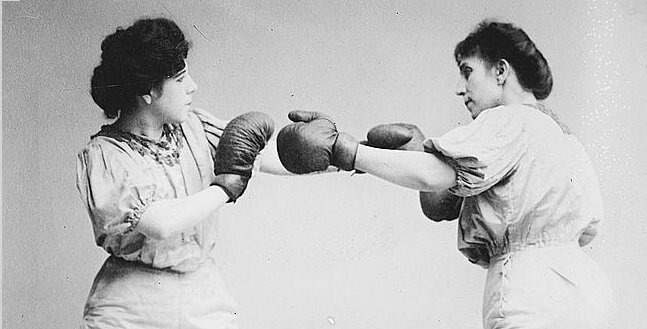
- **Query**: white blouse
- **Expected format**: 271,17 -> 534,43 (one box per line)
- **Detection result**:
425,104 -> 603,267
76,108 -> 226,272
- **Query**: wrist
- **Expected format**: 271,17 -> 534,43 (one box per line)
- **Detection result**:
211,174 -> 249,203
332,132 -> 359,171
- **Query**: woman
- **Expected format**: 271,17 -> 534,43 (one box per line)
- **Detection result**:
276,20 -> 613,328
77,17 -> 289,328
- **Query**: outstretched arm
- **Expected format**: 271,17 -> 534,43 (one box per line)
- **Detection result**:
354,145 -> 457,192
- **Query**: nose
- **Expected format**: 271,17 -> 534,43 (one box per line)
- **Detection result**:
455,78 -> 466,96
186,75 -> 198,94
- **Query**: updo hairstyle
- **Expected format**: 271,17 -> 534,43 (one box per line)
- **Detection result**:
90,18 -> 191,119
454,20 -> 553,100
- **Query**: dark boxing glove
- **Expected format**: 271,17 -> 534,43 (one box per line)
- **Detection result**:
364,123 -> 461,221
212,111 -> 274,202
365,123 -> 425,151
276,110 -> 358,174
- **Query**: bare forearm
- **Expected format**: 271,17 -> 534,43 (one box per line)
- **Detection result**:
354,145 -> 456,191
137,185 -> 229,239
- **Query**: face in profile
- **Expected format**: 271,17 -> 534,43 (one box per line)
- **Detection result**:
149,62 -> 198,124
455,56 -> 502,119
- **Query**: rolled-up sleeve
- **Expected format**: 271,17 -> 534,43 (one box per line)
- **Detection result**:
423,106 -> 527,197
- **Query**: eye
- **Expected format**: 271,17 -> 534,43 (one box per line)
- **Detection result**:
460,67 -> 472,79
176,76 -> 185,83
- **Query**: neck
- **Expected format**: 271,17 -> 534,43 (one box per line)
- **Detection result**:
114,107 -> 165,140
501,81 -> 538,106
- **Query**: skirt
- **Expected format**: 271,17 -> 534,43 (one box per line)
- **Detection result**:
81,256 -> 239,329
483,242 -> 613,329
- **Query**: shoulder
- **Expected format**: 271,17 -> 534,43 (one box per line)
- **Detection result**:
438,105 -> 524,144
77,133 -> 141,175
474,104 -> 525,124
79,132 -> 132,158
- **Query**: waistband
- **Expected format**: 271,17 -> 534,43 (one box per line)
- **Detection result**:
490,240 -> 580,264
107,254 -> 215,275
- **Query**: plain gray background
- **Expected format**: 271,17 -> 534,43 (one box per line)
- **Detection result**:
3,0 -> 647,328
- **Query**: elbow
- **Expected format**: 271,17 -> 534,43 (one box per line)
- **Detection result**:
139,224 -> 172,240
417,159 -> 457,192
150,227 -> 173,240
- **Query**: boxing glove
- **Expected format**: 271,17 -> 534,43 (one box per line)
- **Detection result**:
365,123 -> 425,151
365,123 -> 461,221
276,110 -> 358,174
212,111 -> 275,202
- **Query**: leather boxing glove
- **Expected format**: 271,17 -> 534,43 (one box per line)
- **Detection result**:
212,111 -> 275,202
276,110 -> 358,174
365,123 -> 425,151
365,123 -> 461,221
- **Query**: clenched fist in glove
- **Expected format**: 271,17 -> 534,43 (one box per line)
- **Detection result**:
364,123 -> 426,151
364,122 -> 461,221
212,111 -> 274,202
276,110 -> 358,174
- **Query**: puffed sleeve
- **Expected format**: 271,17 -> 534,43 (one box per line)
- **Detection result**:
76,141 -> 164,256
424,106 -> 527,197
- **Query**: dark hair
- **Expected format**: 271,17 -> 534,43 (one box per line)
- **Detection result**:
90,18 -> 191,119
454,20 -> 552,100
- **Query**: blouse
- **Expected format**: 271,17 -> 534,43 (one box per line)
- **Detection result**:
425,104 -> 603,268
76,108 -> 227,272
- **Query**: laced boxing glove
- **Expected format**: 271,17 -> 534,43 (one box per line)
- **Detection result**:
364,123 -> 461,221
276,110 -> 358,174
212,111 -> 275,202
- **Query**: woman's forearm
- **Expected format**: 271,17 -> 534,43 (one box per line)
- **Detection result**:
354,145 -> 457,191
136,185 -> 230,240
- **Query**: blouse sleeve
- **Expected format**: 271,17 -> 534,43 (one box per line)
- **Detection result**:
76,141 -> 164,254
423,106 -> 527,197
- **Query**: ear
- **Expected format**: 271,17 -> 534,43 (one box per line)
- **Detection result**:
141,94 -> 153,105
494,59 -> 511,85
